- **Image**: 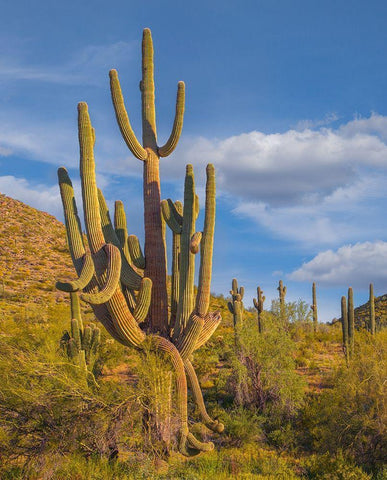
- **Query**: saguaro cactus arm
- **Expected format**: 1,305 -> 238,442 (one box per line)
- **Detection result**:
158,81 -> 185,157
109,69 -> 147,161
56,252 -> 94,292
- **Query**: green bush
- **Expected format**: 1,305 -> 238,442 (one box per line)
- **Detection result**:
303,330 -> 387,473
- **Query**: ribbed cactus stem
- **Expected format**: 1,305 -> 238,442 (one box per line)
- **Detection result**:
311,282 -> 318,333
228,278 -> 244,327
70,292 -> 82,325
195,164 -> 216,317
114,200 -> 131,262
174,165 -> 196,339
369,283 -> 376,335
170,201 -> 182,327
341,295 -> 349,363
348,287 -> 355,357
278,280 -> 286,305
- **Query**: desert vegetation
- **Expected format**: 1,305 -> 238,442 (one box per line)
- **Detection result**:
0,27 -> 386,480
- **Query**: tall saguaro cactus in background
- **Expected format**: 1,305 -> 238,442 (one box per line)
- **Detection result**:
340,295 -> 349,364
228,278 -> 244,327
311,282 -> 318,333
341,288 -> 355,362
348,287 -> 355,356
369,283 -> 376,335
277,280 -> 286,305
56,28 -> 223,456
253,286 -> 265,333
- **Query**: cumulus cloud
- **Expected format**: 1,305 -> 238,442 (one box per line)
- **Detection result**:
289,241 -> 387,289
233,173 -> 387,246
0,176 -> 62,218
170,112 -> 387,207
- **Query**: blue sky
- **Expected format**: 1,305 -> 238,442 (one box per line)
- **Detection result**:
1,0 -> 387,321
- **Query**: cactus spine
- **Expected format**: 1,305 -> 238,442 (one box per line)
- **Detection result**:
253,286 -> 265,333
369,283 -> 376,335
311,282 -> 318,333
56,28 -> 222,455
228,278 -> 244,327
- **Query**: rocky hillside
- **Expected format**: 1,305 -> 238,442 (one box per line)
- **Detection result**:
0,193 -> 74,318
355,294 -> 387,330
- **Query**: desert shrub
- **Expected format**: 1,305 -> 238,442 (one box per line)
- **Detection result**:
225,315 -> 306,449
302,330 -> 387,473
0,317 -> 143,476
302,451 -> 372,479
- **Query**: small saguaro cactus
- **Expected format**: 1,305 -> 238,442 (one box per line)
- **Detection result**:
277,280 -> 287,305
311,282 -> 318,333
55,28 -> 223,456
369,283 -> 376,335
340,295 -> 349,364
61,292 -> 101,383
348,287 -> 355,356
253,286 -> 265,333
228,278 -> 244,327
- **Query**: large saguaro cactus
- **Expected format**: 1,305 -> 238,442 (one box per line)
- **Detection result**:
56,28 -> 223,456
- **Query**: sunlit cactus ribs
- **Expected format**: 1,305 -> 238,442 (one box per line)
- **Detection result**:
228,278 -> 244,327
253,286 -> 265,333
56,28 -> 223,455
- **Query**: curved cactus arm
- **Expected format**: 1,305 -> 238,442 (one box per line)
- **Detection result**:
109,69 -> 147,161
81,244 -> 122,305
184,358 -> 224,433
190,232 -> 202,254
127,235 -> 145,269
194,311 -> 221,351
195,164 -> 216,317
228,302 -> 234,314
161,199 -> 183,234
56,252 -> 94,292
151,335 -> 214,455
57,167 -> 86,267
176,314 -> 204,360
132,277 -> 152,323
158,81 -> 185,157
253,298 -> 258,309
57,164 -> 125,345
98,188 -> 143,290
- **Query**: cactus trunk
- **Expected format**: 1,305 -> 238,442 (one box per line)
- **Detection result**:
369,283 -> 376,335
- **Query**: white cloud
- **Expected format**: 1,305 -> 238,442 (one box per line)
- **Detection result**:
233,173 -> 387,246
289,241 -> 387,289
0,41 -> 134,86
170,112 -> 387,207
293,112 -> 339,130
0,176 -> 62,218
